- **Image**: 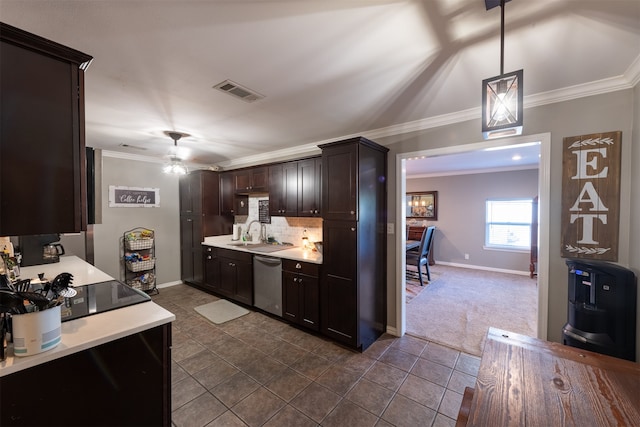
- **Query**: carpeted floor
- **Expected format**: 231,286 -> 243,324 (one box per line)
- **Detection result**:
405,264 -> 537,357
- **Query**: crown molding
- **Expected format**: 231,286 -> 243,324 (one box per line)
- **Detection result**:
219,64 -> 639,170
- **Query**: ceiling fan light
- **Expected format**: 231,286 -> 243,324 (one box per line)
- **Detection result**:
162,131 -> 190,175
163,156 -> 188,175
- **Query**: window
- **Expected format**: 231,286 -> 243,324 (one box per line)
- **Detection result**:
485,199 -> 533,250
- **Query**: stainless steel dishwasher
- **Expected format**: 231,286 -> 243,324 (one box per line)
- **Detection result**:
253,255 -> 282,317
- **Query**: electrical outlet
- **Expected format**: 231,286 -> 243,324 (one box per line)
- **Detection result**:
387,223 -> 395,234
464,253 -> 470,260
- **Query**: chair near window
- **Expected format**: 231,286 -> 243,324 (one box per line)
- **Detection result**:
406,225 -> 436,286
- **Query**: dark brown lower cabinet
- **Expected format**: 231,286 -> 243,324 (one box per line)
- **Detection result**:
204,247 -> 253,305
0,323 -> 172,426
282,259 -> 320,331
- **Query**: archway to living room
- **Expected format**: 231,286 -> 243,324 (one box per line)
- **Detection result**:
394,132 -> 551,356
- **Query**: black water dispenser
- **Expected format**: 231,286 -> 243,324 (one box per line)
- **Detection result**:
562,259 -> 637,361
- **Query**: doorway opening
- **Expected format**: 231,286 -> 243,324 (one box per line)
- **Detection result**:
394,133 -> 551,349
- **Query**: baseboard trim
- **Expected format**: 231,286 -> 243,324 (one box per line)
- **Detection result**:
435,261 -> 530,277
157,280 -> 183,289
386,326 -> 399,337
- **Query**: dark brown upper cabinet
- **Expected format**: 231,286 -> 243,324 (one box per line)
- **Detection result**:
234,166 -> 268,193
297,157 -> 322,217
1,23 -> 92,235
321,143 -> 358,221
268,161 -> 298,216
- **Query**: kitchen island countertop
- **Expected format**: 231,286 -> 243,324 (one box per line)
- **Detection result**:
0,256 -> 175,377
203,234 -> 323,264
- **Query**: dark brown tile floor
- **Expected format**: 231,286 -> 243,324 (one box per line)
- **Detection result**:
152,284 -> 481,427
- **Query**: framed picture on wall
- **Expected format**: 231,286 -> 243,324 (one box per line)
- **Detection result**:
406,191 -> 438,220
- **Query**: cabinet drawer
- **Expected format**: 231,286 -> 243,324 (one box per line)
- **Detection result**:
282,259 -> 319,277
204,246 -> 217,257
217,247 -> 252,263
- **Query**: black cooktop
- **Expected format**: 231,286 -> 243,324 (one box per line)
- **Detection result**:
60,280 -> 151,322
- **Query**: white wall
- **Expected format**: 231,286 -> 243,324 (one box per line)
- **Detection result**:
92,155 -> 181,286
407,169 -> 538,273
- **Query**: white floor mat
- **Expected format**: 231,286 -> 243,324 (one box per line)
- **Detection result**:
194,299 -> 249,324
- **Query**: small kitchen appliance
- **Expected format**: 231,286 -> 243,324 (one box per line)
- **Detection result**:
18,234 -> 65,266
562,259 -> 636,361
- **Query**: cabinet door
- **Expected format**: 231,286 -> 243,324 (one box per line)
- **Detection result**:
282,270 -> 300,323
282,162 -> 298,216
180,216 -> 195,283
235,261 -> 253,305
268,164 -> 285,215
179,175 -> 193,214
180,215 -> 203,285
299,273 -> 320,331
269,162 -> 297,216
203,247 -> 220,292
218,257 -> 237,299
322,144 -> 357,221
251,167 -> 268,192
1,26 -> 92,235
298,157 -> 321,217
321,220 -> 358,346
234,169 -> 252,192
234,166 -> 268,193
220,172 -> 235,215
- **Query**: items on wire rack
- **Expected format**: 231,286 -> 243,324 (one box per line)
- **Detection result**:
121,227 -> 158,294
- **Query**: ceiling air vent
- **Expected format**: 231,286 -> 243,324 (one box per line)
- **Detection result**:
213,79 -> 264,103
119,143 -> 147,151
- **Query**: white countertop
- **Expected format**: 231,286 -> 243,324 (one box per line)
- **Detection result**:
203,235 -> 323,264
0,256 -> 175,377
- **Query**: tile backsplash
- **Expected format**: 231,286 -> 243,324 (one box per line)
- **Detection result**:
235,196 -> 322,246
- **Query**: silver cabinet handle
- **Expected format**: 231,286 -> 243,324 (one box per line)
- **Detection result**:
293,277 -> 298,282
351,227 -> 356,232
296,263 -> 302,269
207,247 -> 212,252
350,210 -> 355,215
207,255 -> 212,260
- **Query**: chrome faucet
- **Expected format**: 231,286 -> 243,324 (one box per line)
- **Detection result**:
245,220 -> 267,243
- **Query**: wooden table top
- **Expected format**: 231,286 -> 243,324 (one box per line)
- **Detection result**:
466,328 -> 640,426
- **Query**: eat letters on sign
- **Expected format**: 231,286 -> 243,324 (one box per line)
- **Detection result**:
561,131 -> 621,261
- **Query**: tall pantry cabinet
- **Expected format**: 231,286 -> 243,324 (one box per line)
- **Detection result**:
319,137 -> 388,351
179,170 -> 232,286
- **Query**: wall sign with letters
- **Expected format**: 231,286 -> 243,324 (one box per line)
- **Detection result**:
108,186 -> 160,208
561,131 -> 621,261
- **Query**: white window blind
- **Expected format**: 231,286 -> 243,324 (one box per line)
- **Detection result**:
485,199 -> 533,250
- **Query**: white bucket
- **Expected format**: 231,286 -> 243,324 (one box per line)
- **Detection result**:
12,305 -> 61,357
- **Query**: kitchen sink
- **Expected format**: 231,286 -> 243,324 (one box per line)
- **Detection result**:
227,242 -> 295,253
251,245 -> 295,253
227,241 -> 262,247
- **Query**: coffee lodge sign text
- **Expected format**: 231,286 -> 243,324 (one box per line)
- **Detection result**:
561,132 -> 621,261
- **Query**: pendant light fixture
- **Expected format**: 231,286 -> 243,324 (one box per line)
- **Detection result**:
482,0 -> 523,140
163,131 -> 189,175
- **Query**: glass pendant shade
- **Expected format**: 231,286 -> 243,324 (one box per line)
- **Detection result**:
482,69 -> 523,139
163,156 -> 188,175
162,131 -> 190,175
